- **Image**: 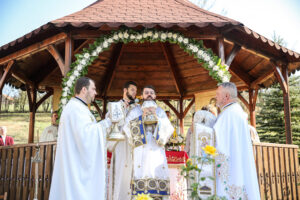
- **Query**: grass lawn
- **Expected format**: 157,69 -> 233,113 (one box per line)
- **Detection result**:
0,112 -> 51,144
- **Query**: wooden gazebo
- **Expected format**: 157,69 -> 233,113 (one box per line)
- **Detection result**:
0,0 -> 299,199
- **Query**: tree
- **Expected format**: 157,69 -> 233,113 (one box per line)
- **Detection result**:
256,75 -> 300,148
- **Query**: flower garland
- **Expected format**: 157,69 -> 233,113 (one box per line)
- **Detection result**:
59,28 -> 231,113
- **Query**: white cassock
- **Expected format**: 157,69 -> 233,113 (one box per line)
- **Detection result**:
39,125 -> 58,142
49,97 -> 111,200
123,106 -> 174,200
107,101 -> 139,200
214,102 -> 260,200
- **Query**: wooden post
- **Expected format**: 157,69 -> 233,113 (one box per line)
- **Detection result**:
102,98 -> 107,119
272,63 -> 292,144
26,85 -> 37,143
249,88 -> 258,128
282,66 -> 292,144
179,98 -> 184,135
64,34 -> 73,76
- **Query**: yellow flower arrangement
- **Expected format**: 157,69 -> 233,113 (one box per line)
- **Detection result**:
202,145 -> 217,156
134,193 -> 153,200
186,158 -> 193,165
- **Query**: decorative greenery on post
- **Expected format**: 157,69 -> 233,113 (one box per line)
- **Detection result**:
59,28 -> 231,115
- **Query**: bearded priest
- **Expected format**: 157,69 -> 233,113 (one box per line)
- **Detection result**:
49,77 -> 111,200
123,85 -> 174,200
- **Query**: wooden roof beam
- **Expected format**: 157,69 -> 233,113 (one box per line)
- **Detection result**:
250,67 -> 274,88
162,100 -> 180,118
217,37 -> 225,64
224,38 -> 285,63
47,45 -> 67,77
0,33 -> 67,66
273,64 -> 288,94
238,92 -> 249,110
11,69 -> 35,88
183,97 -> 195,118
225,44 -> 241,66
0,60 -> 14,92
229,65 -> 252,86
100,43 -> 124,97
36,90 -> 53,110
161,42 -> 184,97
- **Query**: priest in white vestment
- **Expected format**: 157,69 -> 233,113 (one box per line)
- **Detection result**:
123,85 -> 174,200
214,82 -> 260,200
49,77 -> 111,200
107,81 -> 139,200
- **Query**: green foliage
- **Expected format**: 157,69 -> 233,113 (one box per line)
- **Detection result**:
256,75 -> 300,150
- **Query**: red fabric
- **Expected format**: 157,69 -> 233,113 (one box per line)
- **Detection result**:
107,151 -> 188,165
0,136 -> 14,146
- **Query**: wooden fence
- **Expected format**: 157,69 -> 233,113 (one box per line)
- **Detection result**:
0,142 -> 299,199
253,142 -> 300,199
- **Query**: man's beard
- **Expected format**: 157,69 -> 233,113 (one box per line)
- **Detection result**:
126,92 -> 135,101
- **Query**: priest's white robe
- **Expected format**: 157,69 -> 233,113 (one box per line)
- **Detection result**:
123,106 -> 174,200
107,101 -> 139,200
214,103 -> 260,200
49,98 -> 111,200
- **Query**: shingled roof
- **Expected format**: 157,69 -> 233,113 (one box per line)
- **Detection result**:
1,0 -> 299,61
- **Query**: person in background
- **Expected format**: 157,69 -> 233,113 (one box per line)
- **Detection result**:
0,126 -> 14,146
40,111 -> 58,142
184,112 -> 195,157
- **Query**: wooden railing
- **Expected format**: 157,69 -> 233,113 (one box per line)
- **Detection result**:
253,142 -> 300,199
0,142 -> 56,200
0,142 -> 299,200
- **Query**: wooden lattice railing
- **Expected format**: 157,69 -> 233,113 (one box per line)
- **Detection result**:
253,142 -> 300,199
0,142 -> 299,199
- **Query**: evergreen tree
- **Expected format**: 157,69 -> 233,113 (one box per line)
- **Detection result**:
256,75 -> 300,148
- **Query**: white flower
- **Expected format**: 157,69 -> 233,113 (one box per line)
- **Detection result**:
225,64 -> 229,71
124,32 -> 129,39
183,38 -> 189,44
113,34 -> 119,40
197,50 -> 204,57
108,38 -> 113,43
84,53 -> 90,59
153,33 -> 159,39
208,61 -> 214,68
69,75 -> 75,81
118,32 -> 123,39
77,64 -> 83,71
61,98 -> 67,105
130,35 -> 136,40
103,41 -> 109,48
92,51 -> 98,57
172,33 -> 178,40
178,36 -> 183,43
143,32 -> 148,38
96,46 -> 103,53
80,59 -> 87,65
74,70 -> 79,76
167,32 -> 173,38
63,87 -> 69,92
213,65 -> 219,71
67,80 -> 72,87
147,31 -> 153,37
218,70 -> 224,77
161,33 -> 167,40
193,47 -> 198,53
137,34 -> 142,40
204,55 -> 210,62
188,44 -> 194,51
62,91 -> 68,97
222,76 -> 230,82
